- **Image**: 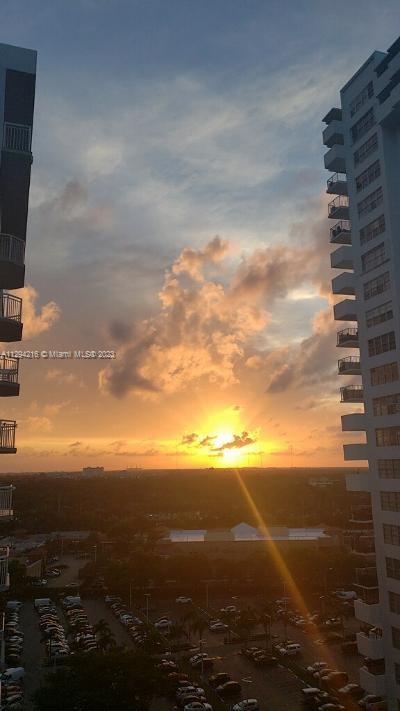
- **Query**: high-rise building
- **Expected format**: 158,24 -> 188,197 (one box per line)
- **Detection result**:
323,35 -> 400,709
0,43 -> 36,592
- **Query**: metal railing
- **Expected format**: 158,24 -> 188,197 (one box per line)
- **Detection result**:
0,292 -> 22,322
0,421 -> 16,450
337,327 -> 358,345
0,358 -> 18,384
328,195 -> 349,216
341,385 -> 364,402
338,356 -> 361,372
327,172 -> 347,189
2,122 -> 32,153
330,220 -> 351,239
0,234 -> 25,265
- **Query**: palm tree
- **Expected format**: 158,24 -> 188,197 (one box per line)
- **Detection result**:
236,607 -> 257,646
94,619 -> 116,653
189,613 -> 208,641
168,622 -> 188,650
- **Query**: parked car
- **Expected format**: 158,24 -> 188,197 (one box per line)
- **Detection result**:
209,673 -> 231,688
184,704 -> 212,711
209,622 -> 228,632
216,681 -> 242,697
176,596 -> 192,604
233,701 -> 259,711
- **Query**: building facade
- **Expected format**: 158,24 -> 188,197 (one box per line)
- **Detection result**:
323,35 -> 400,708
0,43 -> 36,593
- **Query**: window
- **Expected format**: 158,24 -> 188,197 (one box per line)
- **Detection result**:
350,81 -> 374,117
362,242 -> 387,272
368,331 -> 396,357
393,627 -> 400,650
384,524 -> 400,545
371,362 -> 399,386
381,492 -> 400,512
396,662 -> 400,685
376,427 -> 400,447
360,214 -> 386,246
379,460 -> 400,478
374,393 -> 400,415
354,133 -> 378,166
356,160 -> 381,193
390,591 -> 400,614
366,301 -> 393,328
387,556 -> 400,579
358,187 -> 383,218
364,271 -> 390,300
351,108 -> 375,143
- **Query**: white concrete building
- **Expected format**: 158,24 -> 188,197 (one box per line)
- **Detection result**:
323,35 -> 400,708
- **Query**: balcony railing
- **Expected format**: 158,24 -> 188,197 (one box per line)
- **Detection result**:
0,234 -> 25,266
337,328 -> 358,347
328,196 -> 350,221
338,356 -> 361,374
330,222 -> 352,247
341,385 -> 364,402
327,172 -> 348,195
355,566 -> 378,589
2,122 -> 32,153
0,293 -> 22,322
0,357 -> 19,384
0,420 -> 16,451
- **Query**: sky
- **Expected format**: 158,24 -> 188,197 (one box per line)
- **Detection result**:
1,0 -> 399,471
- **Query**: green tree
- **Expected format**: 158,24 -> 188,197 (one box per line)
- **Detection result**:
33,650 -> 163,711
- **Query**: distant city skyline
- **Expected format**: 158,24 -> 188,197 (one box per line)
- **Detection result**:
1,1 -> 400,470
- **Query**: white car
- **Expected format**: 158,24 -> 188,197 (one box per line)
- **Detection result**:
155,620 -> 171,629
233,701 -> 259,711
307,661 -> 327,673
184,704 -> 212,711
210,622 -> 228,632
189,653 -> 208,665
177,687 -> 205,699
176,596 -> 192,604
278,643 -> 301,656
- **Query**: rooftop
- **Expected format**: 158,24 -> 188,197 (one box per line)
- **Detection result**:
164,522 -> 331,544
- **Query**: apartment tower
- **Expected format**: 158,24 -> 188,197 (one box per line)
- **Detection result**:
323,36 -> 400,708
0,44 -> 36,589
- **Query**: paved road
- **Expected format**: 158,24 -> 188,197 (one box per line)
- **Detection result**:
47,555 -> 87,589
20,602 -> 44,711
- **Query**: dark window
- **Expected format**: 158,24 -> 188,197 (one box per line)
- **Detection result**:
377,427 -> 400,447
368,331 -> 396,357
360,214 -> 386,246
378,460 -> 400,478
381,492 -> 400,512
364,272 -> 390,300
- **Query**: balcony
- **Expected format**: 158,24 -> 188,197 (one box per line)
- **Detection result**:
355,566 -> 378,589
351,506 -> 373,525
328,196 -> 350,220
0,358 -> 19,397
352,534 -> 375,555
346,470 -> 370,491
322,120 -> 344,148
332,272 -> 355,296
341,385 -> 364,403
359,665 -> 386,697
354,598 -> 380,626
2,122 -> 32,154
337,327 -> 359,347
331,245 -> 354,270
338,356 -> 361,375
330,220 -> 351,245
0,293 -> 23,342
342,413 -> 365,431
0,234 -> 25,289
334,299 -> 358,322
357,630 -> 383,659
327,173 -> 348,196
0,547 -> 10,593
344,442 -> 368,460
0,420 -> 16,454
324,144 -> 346,173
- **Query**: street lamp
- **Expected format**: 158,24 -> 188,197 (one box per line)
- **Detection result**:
199,638 -> 206,680
144,593 -> 151,622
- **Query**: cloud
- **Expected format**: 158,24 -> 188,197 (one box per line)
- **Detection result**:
45,369 -> 84,387
100,237 -> 269,398
172,236 -> 230,282
213,431 -> 256,451
24,416 -> 53,433
16,285 -> 61,340
181,433 -> 198,445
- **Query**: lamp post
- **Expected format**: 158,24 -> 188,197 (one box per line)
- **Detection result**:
144,593 -> 151,622
199,638 -> 206,680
